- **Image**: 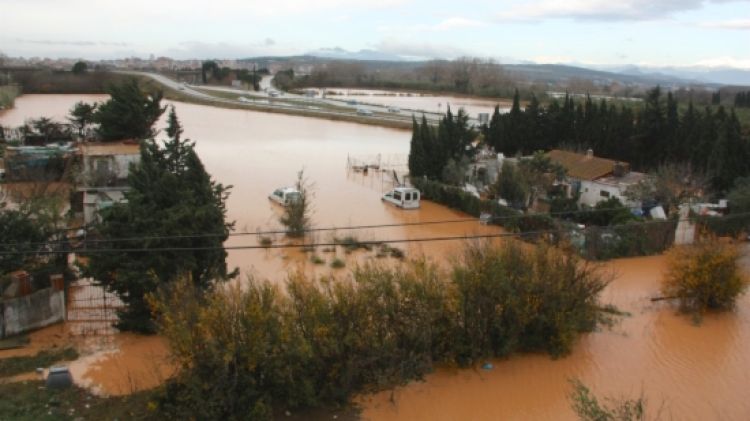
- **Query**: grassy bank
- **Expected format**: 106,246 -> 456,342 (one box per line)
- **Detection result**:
0,85 -> 20,109
136,78 -> 413,130
0,380 -> 360,421
0,348 -> 79,378
0,381 -> 158,421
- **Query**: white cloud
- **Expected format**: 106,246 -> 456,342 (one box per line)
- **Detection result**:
372,39 -> 474,59
433,17 -> 486,31
693,56 -> 750,69
163,40 -> 297,59
496,0 -> 749,22
700,19 -> 750,29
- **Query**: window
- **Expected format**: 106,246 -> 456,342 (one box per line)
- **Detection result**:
405,193 -> 411,201
394,191 -> 402,201
599,190 -> 611,198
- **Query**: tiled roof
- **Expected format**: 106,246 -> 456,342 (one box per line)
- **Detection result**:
80,142 -> 140,156
546,149 -> 620,181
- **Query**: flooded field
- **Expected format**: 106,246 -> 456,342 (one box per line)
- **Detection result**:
320,88 -> 511,117
361,253 -> 750,420
1,94 -> 499,282
3,95 -> 750,419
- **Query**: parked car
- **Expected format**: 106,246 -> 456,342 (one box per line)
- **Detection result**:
357,108 -> 374,116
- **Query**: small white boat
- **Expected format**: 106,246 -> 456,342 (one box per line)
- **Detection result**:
269,187 -> 301,206
382,187 -> 420,209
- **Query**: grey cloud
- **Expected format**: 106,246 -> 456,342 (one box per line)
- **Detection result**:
15,38 -> 130,47
372,39 -> 472,60
164,40 -> 290,59
496,0 -> 750,22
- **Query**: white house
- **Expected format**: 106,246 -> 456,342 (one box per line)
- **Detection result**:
79,143 -> 140,187
76,142 -> 140,226
547,149 -> 646,208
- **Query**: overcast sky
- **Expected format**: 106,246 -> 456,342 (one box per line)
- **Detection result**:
1,0 -> 749,68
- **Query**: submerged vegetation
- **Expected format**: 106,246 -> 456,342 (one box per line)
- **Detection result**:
150,240 -> 613,419
662,236 -> 747,317
569,380 -> 648,421
280,170 -> 312,238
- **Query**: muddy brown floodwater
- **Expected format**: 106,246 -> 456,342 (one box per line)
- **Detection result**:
3,95 -> 750,419
317,88 -> 511,117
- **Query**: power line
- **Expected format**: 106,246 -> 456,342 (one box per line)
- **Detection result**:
0,214 -> 727,256
0,204 -> 670,249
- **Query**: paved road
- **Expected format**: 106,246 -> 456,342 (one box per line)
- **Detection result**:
120,71 -> 474,127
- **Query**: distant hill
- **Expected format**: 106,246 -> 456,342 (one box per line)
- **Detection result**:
603,65 -> 750,87
239,54 -> 715,90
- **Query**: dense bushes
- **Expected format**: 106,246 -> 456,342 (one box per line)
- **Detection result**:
662,236 -> 747,315
582,220 -> 677,261
152,241 -> 613,419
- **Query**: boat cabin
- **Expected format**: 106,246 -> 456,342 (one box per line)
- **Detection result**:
382,187 -> 420,209
269,187 -> 301,206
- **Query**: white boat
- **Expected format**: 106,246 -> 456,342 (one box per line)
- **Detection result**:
382,187 -> 420,209
269,187 -> 301,206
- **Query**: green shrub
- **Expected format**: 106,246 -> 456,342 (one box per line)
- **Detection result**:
662,236 -> 747,315
330,258 -> 346,269
152,242 -> 614,419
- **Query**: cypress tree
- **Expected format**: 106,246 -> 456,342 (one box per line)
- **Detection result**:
408,116 -> 427,178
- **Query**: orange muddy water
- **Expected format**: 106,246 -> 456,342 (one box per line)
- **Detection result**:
320,88 -> 511,117
3,95 -> 750,419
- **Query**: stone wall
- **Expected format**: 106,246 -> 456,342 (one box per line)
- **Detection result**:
1,288 -> 65,338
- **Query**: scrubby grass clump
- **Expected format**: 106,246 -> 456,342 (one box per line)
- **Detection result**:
662,236 -> 747,316
150,241 -> 613,420
569,380 -> 647,421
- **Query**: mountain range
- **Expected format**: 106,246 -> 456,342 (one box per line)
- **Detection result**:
303,48 -> 750,87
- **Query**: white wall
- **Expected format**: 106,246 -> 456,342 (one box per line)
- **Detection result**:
578,180 -> 635,207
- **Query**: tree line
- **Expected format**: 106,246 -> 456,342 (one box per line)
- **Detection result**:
408,107 -> 475,182
735,91 -> 750,108
484,87 -> 750,193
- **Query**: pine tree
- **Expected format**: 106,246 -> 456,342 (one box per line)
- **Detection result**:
636,87 -> 665,169
93,78 -> 166,141
487,105 -> 504,151
665,92 -> 680,162
87,109 -> 234,333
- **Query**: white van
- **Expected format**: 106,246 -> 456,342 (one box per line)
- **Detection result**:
382,187 -> 420,209
269,187 -> 301,206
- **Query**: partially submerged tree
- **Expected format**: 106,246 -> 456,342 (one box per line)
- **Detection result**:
280,170 -> 312,237
93,78 -> 165,141
662,236 -> 747,316
87,107 -> 234,332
